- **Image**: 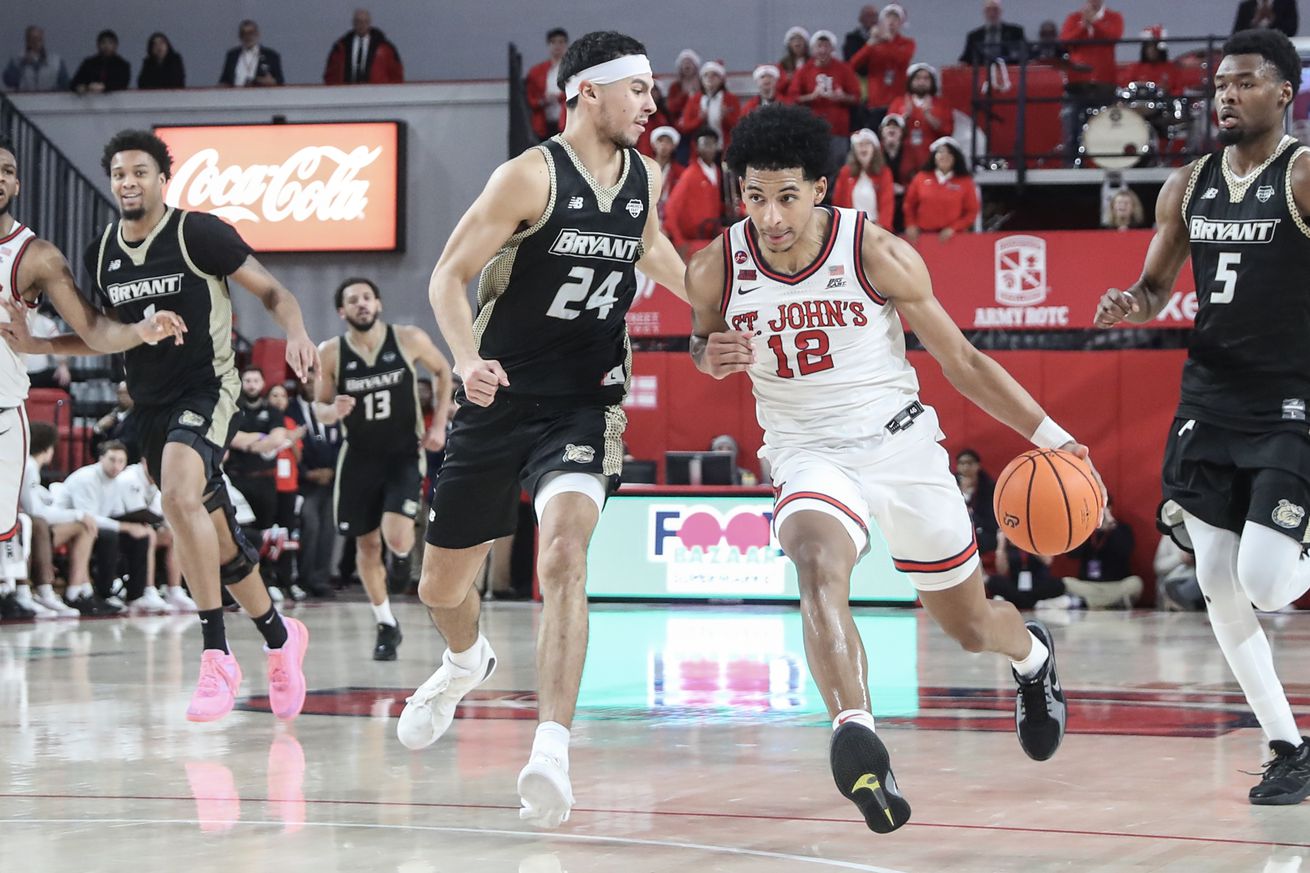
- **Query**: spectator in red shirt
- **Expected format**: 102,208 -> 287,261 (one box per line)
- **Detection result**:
831,128 -> 896,228
743,64 -> 787,115
1060,0 -> 1124,85
649,126 -> 685,220
904,136 -> 979,243
635,81 -> 674,156
1120,27 -> 1180,93
665,49 -> 703,121
787,30 -> 861,179
525,28 -> 569,140
888,63 -> 955,174
850,3 -> 916,125
664,128 -> 726,253
322,8 -> 404,84
679,60 -> 742,149
778,26 -> 810,93
878,112 -> 912,188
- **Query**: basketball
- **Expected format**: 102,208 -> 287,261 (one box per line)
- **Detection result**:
992,449 -> 1103,557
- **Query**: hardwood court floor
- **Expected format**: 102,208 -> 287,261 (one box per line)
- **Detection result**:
0,602 -> 1306,872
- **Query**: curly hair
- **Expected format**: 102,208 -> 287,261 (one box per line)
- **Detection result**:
1223,29 -> 1301,97
724,104 -> 832,181
333,276 -> 381,309
100,129 -> 173,179
558,31 -> 648,107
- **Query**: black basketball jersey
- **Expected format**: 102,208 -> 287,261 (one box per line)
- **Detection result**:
473,136 -> 650,403
336,324 -> 422,455
85,208 -> 250,407
1180,137 -> 1310,431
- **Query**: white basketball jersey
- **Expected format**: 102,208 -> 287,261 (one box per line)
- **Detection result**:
720,207 -> 920,454
0,222 -> 38,407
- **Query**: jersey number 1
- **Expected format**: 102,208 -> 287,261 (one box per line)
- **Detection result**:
547,267 -> 622,320
1211,252 -> 1240,305
768,330 -> 835,378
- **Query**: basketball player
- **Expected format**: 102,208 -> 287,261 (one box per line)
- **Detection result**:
686,105 -> 1099,833
1,130 -> 314,724
313,277 -> 453,661
1097,29 -> 1310,805
396,31 -> 687,828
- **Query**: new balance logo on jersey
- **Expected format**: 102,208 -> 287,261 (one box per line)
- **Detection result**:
1200,187 -> 1218,200
345,361 -> 358,370
107,258 -> 122,271
1188,217 -> 1280,243
104,273 -> 184,305
568,196 -> 584,209
549,229 -> 641,262
344,369 -> 405,393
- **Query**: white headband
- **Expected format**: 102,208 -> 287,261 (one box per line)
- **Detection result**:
564,54 -> 653,101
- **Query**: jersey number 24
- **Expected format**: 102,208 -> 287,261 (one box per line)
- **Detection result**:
547,267 -> 623,320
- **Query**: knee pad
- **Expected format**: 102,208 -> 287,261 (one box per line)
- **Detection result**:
206,488 -> 260,586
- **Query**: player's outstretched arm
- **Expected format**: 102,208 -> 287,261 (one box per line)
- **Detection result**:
685,236 -> 754,379
428,151 -> 547,406
397,325 -> 454,450
1094,165 -> 1193,327
229,256 -> 318,381
635,155 -> 688,302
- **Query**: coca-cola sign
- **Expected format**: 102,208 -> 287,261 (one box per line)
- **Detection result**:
154,122 -> 404,252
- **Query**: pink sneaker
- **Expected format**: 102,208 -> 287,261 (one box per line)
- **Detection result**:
186,649 -> 242,723
267,731 -> 306,833
185,761 -> 240,832
266,617 -> 309,721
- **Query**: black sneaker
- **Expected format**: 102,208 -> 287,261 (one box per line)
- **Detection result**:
1250,738 -> 1310,806
830,722 -> 911,833
1013,619 -> 1067,762
373,620 -> 403,661
0,592 -> 36,621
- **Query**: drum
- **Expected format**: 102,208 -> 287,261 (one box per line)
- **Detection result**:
1117,81 -> 1170,123
1079,104 -> 1154,169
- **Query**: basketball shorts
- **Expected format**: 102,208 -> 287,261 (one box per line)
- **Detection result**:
133,379 -> 239,494
0,405 -> 30,542
767,405 -> 979,592
425,392 -> 625,550
1162,416 -> 1310,543
334,445 -> 423,537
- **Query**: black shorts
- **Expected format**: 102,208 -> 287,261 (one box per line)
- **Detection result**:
132,378 -> 239,493
1162,416 -> 1310,542
425,393 -> 625,550
334,445 -> 423,537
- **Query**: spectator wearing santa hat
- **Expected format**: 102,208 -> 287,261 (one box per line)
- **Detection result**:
777,26 -> 810,93
832,129 -> 896,229
786,29 -> 861,180
849,3 -> 916,127
887,63 -> 955,175
648,126 -> 685,221
878,112 -> 912,190
904,136 -> 978,244
666,49 -> 704,121
742,64 -> 788,115
679,59 -> 742,149
1119,26 -> 1179,93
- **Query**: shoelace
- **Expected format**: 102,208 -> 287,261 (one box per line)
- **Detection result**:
1019,677 -> 1052,722
1248,749 -> 1309,783
196,664 -> 227,697
405,673 -> 452,706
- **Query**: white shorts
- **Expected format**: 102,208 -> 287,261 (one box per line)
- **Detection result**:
0,405 -> 29,542
768,411 -> 979,592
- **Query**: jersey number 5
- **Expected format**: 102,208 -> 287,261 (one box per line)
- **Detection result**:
547,266 -> 623,320
1211,252 -> 1240,305
767,330 -> 835,378
364,390 -> 392,421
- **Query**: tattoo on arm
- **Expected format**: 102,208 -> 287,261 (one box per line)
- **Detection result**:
690,334 -> 708,366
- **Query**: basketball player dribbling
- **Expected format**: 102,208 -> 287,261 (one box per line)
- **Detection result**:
1,130 -> 314,724
1097,29 -> 1310,805
395,31 -> 687,827
685,105 -> 1104,833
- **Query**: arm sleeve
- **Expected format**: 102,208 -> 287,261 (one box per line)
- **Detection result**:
1059,13 -> 1084,41
849,44 -> 871,75
952,178 -> 980,231
182,213 -> 253,277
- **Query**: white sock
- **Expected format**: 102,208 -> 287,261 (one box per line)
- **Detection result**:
532,721 -> 571,771
833,709 -> 876,732
371,599 -> 396,627
446,635 -> 485,672
36,584 -> 55,598
1010,632 -> 1049,679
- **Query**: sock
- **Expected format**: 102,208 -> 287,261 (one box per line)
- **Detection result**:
253,605 -> 289,649
1011,632 -> 1049,680
372,599 -> 397,627
37,583 -> 54,598
199,607 -> 229,654
446,635 -> 485,672
532,721 -> 571,771
833,709 -> 876,732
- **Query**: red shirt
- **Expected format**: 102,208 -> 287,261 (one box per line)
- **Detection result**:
887,94 -> 956,175
850,35 -> 917,108
1119,60 -> 1180,93
274,414 -> 301,494
904,171 -> 979,232
1060,8 -> 1125,84
678,89 -> 743,149
525,58 -> 567,139
665,80 -> 702,120
831,165 -> 896,228
664,159 -> 725,247
741,95 -> 790,116
656,160 -> 684,221
785,59 -> 861,137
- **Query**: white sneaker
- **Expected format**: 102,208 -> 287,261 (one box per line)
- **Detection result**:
165,587 -> 198,612
15,588 -> 59,620
517,753 -> 574,828
268,586 -> 284,604
103,595 -> 127,612
129,586 -> 170,614
32,589 -> 80,619
289,585 -> 308,602
397,637 -> 497,750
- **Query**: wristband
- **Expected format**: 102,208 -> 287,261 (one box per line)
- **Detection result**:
1031,416 -> 1075,450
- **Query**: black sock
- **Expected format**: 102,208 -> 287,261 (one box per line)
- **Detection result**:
252,605 -> 289,649
199,607 -> 229,653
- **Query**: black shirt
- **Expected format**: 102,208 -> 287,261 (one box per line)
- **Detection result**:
70,54 -> 131,91
85,208 -> 252,407
138,53 -> 186,89
226,398 -> 277,477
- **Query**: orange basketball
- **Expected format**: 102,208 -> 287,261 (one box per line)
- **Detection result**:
992,449 -> 1104,557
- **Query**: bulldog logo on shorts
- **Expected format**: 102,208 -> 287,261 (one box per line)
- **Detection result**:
402,499 -> 419,517
178,410 -> 205,428
1271,499 -> 1305,529
563,444 -> 595,464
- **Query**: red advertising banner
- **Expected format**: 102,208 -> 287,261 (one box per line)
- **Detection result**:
624,229 -> 1196,336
